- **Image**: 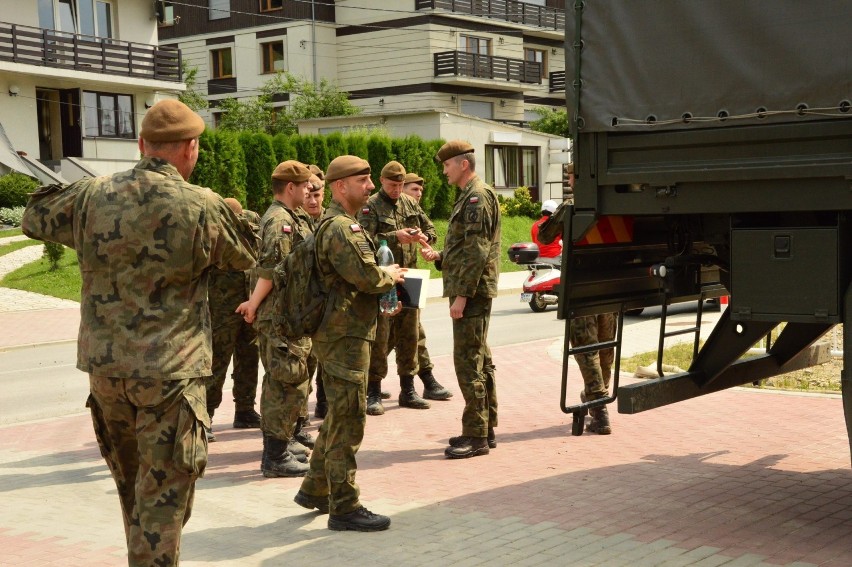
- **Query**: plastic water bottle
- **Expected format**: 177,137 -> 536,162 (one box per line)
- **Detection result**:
377,240 -> 397,313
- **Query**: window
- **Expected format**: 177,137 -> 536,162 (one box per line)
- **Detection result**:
460,35 -> 491,55
461,100 -> 493,119
524,48 -> 547,79
261,41 -> 285,73
209,0 -> 230,20
83,91 -> 135,138
39,1 -> 114,37
486,145 -> 539,190
211,48 -> 234,78
260,0 -> 283,11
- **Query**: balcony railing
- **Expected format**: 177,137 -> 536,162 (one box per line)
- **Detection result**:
0,22 -> 182,83
549,70 -> 565,92
435,51 -> 542,84
417,0 -> 565,31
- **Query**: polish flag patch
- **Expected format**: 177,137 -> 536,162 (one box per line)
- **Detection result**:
281,225 -> 292,233
469,196 -> 479,204
361,208 -> 371,214
350,224 -> 362,232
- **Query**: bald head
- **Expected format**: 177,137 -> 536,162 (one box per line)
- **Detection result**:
223,198 -> 243,215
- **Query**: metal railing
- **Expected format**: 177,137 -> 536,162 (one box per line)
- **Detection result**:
0,21 -> 182,82
416,0 -> 565,30
549,70 -> 565,92
434,51 -> 542,84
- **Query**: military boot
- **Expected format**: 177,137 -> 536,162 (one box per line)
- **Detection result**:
586,406 -> 612,435
380,390 -> 391,400
444,437 -> 490,459
328,506 -> 391,532
293,417 -> 315,449
262,435 -> 309,478
419,370 -> 453,400
449,427 -> 496,449
366,381 -> 385,415
287,438 -> 310,463
233,408 -> 261,429
294,490 -> 329,514
398,375 -> 430,409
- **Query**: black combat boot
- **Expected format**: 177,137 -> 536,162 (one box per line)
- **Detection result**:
398,375 -> 430,409
314,377 -> 327,419
328,506 -> 391,532
380,390 -> 391,400
206,407 -> 216,442
586,406 -> 612,435
233,408 -> 261,429
444,437 -> 490,459
419,369 -> 453,400
449,427 -> 496,449
294,490 -> 330,514
287,438 -> 310,462
262,435 -> 309,477
366,381 -> 385,415
293,417 -> 315,449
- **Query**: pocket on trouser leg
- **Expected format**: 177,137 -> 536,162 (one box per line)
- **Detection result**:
472,380 -> 486,410
172,396 -> 209,478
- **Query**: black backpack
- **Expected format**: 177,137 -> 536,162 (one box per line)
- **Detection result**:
272,218 -> 334,340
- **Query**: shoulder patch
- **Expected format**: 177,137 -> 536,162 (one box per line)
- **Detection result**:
281,225 -> 292,233
469,196 -> 479,204
361,208 -> 371,215
357,241 -> 371,255
350,224 -> 362,232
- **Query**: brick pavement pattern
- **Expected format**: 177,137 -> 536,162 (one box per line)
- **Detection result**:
2,338 -> 851,566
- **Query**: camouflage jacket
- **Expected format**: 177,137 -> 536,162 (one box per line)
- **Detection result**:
297,206 -> 324,231
315,200 -> 396,343
21,157 -> 257,380
439,174 -> 501,298
253,200 -> 313,322
209,209 -> 261,323
357,190 -> 437,269
537,199 -> 571,245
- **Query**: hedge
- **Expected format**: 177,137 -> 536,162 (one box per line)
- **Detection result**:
0,172 -> 39,208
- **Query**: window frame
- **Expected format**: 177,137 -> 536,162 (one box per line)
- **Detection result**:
82,90 -> 136,139
460,34 -> 491,56
259,0 -> 283,12
260,40 -> 285,74
524,47 -> 547,79
210,47 -> 234,79
485,144 -> 539,191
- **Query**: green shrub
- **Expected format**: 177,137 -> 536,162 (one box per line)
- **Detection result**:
43,242 -> 65,271
367,134 -> 393,190
293,135 -> 317,166
499,187 -> 539,218
239,132 -> 277,213
0,172 -> 38,208
346,133 -> 370,161
324,133 -> 347,169
272,133 -> 297,162
0,206 -> 25,227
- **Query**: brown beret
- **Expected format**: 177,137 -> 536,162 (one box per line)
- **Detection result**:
308,164 -> 325,180
140,99 -> 205,143
326,155 -> 371,183
272,160 -> 311,183
434,140 -> 474,163
404,172 -> 424,185
380,161 -> 406,182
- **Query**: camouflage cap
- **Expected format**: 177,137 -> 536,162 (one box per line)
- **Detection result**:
308,164 -> 325,180
326,155 -> 371,182
272,160 -> 311,183
404,172 -> 424,185
434,140 -> 474,163
380,161 -> 406,181
140,99 -> 205,143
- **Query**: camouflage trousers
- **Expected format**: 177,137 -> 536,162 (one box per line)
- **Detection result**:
415,320 -> 433,374
452,296 -> 498,438
299,336 -> 369,515
368,307 -> 419,382
207,312 -> 259,413
87,375 -> 209,567
569,313 -> 616,400
256,319 -> 310,441
304,349 -> 324,414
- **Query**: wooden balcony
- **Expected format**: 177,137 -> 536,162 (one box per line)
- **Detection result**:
549,70 -> 565,92
417,0 -> 565,31
0,21 -> 182,83
434,51 -> 542,85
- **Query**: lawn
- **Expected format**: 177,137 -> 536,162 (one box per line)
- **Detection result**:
0,227 -> 23,237
1,249 -> 81,301
0,238 -> 40,258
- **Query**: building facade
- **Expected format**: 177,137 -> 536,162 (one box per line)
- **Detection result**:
0,0 -> 185,182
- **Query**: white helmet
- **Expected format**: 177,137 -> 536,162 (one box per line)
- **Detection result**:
541,200 -> 558,214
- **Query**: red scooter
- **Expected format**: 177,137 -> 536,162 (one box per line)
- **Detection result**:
508,243 -> 561,312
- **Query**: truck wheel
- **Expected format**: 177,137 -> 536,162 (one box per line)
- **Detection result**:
529,293 -> 548,312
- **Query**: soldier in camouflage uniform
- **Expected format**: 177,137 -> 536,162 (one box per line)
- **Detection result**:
301,171 -> 327,419
21,99 -> 257,567
421,141 -> 501,459
293,155 -> 403,532
537,164 -> 615,434
206,198 -> 262,441
358,161 -> 446,415
236,161 -> 315,477
402,172 -> 452,400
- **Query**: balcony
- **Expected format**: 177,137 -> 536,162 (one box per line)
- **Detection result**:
0,22 -> 182,83
549,70 -> 565,92
417,0 -> 565,31
434,51 -> 542,85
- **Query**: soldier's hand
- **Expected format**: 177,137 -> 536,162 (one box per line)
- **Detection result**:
396,228 -> 420,244
381,264 -> 405,283
235,301 -> 256,324
450,296 -> 467,319
419,245 -> 439,262
380,300 -> 404,317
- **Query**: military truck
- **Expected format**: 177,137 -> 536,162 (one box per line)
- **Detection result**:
556,1 -> 852,458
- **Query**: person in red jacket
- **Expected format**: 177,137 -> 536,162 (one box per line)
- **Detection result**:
531,200 -> 562,264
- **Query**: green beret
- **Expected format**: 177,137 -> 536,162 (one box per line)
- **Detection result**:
140,99 -> 205,143
434,140 -> 474,163
404,172 -> 424,185
380,161 -> 406,181
326,155 -> 371,182
272,160 -> 311,182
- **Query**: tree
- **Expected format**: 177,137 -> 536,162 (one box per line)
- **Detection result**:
529,107 -> 570,138
177,62 -> 209,112
216,96 -> 271,133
